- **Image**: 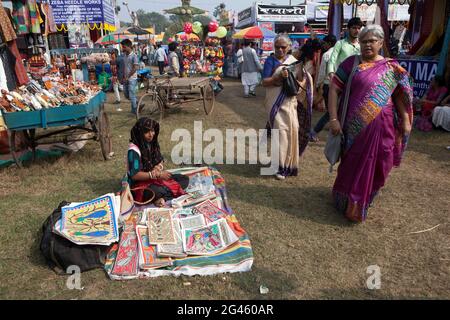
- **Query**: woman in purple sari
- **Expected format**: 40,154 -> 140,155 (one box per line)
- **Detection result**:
328,25 -> 413,222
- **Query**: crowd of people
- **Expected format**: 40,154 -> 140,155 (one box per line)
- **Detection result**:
104,18 -> 450,223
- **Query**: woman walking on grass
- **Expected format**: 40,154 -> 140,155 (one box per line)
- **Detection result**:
328,25 -> 413,222
262,35 -> 314,180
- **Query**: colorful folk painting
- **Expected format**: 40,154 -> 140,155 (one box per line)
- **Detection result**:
193,200 -> 228,222
136,226 -> 172,269
157,219 -> 187,258
173,207 -> 195,219
111,228 -> 139,277
185,172 -> 215,194
60,194 -> 118,245
183,222 -> 225,255
179,214 -> 206,230
217,218 -> 239,247
147,209 -> 176,244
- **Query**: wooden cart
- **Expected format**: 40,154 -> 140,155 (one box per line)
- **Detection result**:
1,92 -> 112,167
136,76 -> 215,122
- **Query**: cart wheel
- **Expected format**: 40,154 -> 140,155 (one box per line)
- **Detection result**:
137,93 -> 164,123
9,130 -> 29,168
98,110 -> 113,160
157,87 -> 169,108
202,83 -> 215,115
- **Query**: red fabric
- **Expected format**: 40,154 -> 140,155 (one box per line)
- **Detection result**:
7,41 -> 29,85
422,87 -> 447,116
132,178 -> 186,203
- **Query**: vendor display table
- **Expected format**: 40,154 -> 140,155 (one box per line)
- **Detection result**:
1,92 -> 112,167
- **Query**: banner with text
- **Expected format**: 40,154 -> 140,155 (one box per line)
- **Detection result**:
49,0 -> 115,26
396,57 -> 439,98
256,4 -> 307,22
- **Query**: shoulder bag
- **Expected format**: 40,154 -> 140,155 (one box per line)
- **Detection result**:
324,55 -> 360,172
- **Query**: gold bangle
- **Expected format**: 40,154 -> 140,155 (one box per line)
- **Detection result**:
330,118 -> 338,122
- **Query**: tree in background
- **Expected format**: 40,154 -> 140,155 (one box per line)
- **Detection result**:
135,9 -> 170,34
163,0 -> 206,42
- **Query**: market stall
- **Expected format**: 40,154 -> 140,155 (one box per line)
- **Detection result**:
180,37 -> 225,77
232,25 -> 277,72
0,75 -> 112,167
173,21 -> 227,78
49,47 -> 117,87
40,166 -> 254,279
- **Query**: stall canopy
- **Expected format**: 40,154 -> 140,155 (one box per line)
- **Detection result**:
232,26 -> 277,39
49,0 -> 116,32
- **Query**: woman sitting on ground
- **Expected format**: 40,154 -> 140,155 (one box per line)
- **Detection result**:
127,117 -> 189,207
414,76 -> 447,131
414,76 -> 448,116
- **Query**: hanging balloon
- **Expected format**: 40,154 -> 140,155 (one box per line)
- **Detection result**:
184,22 -> 193,34
208,21 -> 219,33
192,21 -> 202,34
180,34 -> 187,41
216,26 -> 227,38
168,37 -> 174,43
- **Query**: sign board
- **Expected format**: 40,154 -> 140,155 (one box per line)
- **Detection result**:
238,7 -> 252,22
49,0 -> 115,25
258,22 -> 274,31
388,4 -> 410,21
256,4 -> 307,22
315,5 -> 329,21
261,38 -> 274,51
396,57 -> 439,98
102,0 -> 116,26
357,3 -> 410,22
236,7 -> 254,28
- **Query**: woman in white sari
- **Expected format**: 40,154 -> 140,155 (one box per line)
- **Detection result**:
262,35 -> 314,180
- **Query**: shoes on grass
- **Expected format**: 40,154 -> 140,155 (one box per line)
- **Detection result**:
275,174 -> 286,180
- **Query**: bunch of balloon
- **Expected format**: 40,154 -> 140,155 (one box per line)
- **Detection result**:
184,22 -> 193,34
215,26 -> 227,39
208,21 -> 219,33
192,21 -> 202,35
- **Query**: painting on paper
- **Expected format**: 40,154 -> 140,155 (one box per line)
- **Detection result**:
136,226 -> 172,269
111,228 -> 139,277
147,209 -> 176,244
183,222 -> 225,255
193,200 -> 228,222
60,194 -> 118,245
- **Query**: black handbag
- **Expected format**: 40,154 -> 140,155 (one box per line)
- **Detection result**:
282,69 -> 300,97
40,201 -> 109,274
